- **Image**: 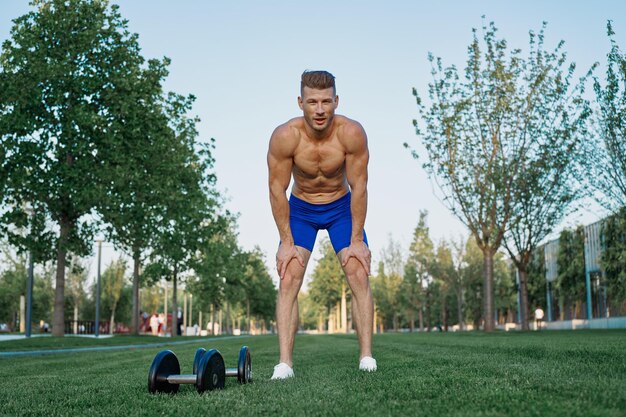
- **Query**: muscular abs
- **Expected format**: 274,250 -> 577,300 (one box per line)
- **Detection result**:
290,118 -> 350,204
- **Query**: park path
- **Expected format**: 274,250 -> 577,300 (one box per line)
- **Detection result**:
0,335 -> 249,358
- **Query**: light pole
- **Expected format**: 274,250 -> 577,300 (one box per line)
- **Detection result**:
95,239 -> 102,337
24,206 -> 34,338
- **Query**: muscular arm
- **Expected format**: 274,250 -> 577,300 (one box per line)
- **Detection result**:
267,126 -> 294,244
344,122 -> 369,243
268,125 -> 304,278
342,121 -> 371,275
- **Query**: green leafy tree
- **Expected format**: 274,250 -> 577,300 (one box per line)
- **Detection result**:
146,92 -> 220,337
401,211 -> 434,331
377,235 -> 405,331
431,240 -> 455,330
556,226 -> 586,319
309,238 -> 345,330
525,246 -> 548,315
584,22 -> 626,211
100,257 -> 127,334
600,210 -> 626,315
0,0 -> 168,336
240,248 -> 277,330
462,238 -> 485,328
64,255 -> 88,328
500,26 -> 592,330
188,212 -> 239,332
408,20 -> 590,331
298,291 -> 323,331
97,57 -> 180,335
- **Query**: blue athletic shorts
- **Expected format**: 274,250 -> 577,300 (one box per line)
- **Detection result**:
288,192 -> 368,253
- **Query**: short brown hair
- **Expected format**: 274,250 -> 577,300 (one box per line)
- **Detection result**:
301,70 -> 336,95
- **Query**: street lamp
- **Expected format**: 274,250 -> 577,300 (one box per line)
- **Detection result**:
24,206 -> 34,338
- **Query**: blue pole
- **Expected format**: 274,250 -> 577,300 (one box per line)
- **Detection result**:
95,241 -> 102,337
25,250 -> 34,337
546,281 -> 552,322
585,271 -> 593,320
515,270 -> 521,324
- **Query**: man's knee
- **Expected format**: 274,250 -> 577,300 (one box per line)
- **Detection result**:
345,266 -> 370,292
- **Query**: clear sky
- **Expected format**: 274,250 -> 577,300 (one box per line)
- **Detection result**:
1,1 -> 625,287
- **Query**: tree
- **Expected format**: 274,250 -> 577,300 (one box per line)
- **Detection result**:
408,20 -> 590,331
145,92 -> 220,337
462,238 -> 485,329
0,0 -> 167,336
584,21 -> 626,211
600,210 -> 626,315
499,23 -> 592,330
97,56 -> 177,335
556,226 -> 586,319
431,240 -> 455,330
64,255 -> 88,330
100,258 -> 127,334
240,248 -> 277,331
401,211 -> 434,331
449,236 -> 468,330
524,246 -> 548,316
188,212 -> 239,333
308,238 -> 346,331
378,235 -> 405,331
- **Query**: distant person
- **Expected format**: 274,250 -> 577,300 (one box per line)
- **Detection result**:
267,70 -> 375,379
150,313 -> 159,336
535,307 -> 545,330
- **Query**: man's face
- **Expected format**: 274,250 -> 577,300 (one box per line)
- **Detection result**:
298,86 -> 338,133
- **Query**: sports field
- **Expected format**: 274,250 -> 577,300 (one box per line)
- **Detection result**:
0,330 -> 624,416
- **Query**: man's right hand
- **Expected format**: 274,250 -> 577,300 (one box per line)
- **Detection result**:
276,242 -> 305,280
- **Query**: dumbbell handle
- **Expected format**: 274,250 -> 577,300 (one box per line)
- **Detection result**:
166,370 -> 237,383
166,374 -> 196,384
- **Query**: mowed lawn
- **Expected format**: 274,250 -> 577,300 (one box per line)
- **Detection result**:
0,330 -> 624,417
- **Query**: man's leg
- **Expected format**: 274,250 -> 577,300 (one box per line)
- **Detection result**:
275,246 -> 311,371
338,249 -> 374,363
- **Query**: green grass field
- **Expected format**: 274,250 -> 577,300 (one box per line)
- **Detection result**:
0,330 -> 624,416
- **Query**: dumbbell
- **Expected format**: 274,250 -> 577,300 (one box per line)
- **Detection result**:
148,348 -> 225,394
194,345 -> 252,384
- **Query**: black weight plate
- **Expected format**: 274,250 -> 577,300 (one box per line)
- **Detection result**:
148,350 -> 180,394
196,349 -> 225,393
237,346 -> 252,384
193,348 -> 206,375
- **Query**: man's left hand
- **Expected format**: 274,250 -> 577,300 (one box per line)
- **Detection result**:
341,241 -> 371,275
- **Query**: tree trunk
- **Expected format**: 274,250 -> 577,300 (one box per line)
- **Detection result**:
441,297 -> 448,331
247,299 -> 251,334
53,215 -> 70,337
172,264 -> 178,337
131,251 -> 140,335
426,289 -> 432,331
482,247 -> 495,332
409,309 -> 415,332
518,267 -> 530,331
109,304 -> 116,335
341,284 -> 347,333
418,307 -> 424,332
226,302 -> 231,334
73,305 -> 78,334
456,289 -> 464,331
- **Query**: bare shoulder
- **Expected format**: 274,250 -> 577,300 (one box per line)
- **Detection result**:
269,118 -> 302,156
336,115 -> 367,153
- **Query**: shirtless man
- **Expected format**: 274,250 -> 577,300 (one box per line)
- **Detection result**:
267,70 -> 376,379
